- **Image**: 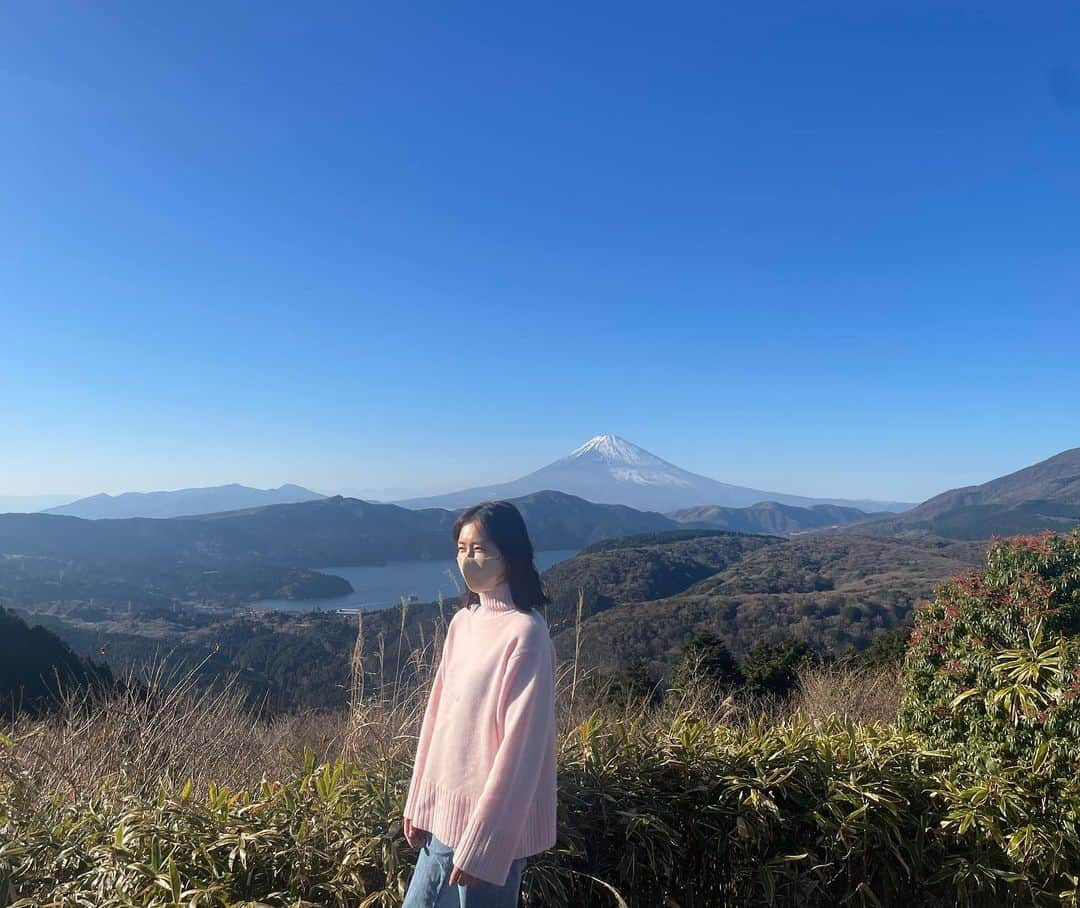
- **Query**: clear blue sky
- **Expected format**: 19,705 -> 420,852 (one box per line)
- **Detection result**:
2,2 -> 1078,503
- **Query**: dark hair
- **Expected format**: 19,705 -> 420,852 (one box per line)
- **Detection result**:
451,500 -> 551,613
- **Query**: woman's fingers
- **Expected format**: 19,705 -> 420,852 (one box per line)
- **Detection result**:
404,822 -> 431,848
403,817 -> 419,847
449,865 -> 477,886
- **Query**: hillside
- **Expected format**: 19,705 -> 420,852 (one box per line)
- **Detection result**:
539,529 -> 782,635
907,446 -> 1080,516
0,607 -> 112,716
848,446 -> 1080,539
548,533 -> 987,675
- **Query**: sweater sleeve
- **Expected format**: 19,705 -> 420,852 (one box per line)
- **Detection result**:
403,626 -> 452,822
451,643 -> 556,886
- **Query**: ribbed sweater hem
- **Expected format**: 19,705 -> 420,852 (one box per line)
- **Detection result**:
403,775 -> 556,861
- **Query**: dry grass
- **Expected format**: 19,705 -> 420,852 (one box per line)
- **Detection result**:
2,588 -> 901,815
0,651 -> 350,802
787,662 -> 902,724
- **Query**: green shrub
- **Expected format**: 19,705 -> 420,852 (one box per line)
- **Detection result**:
740,638 -> 820,698
899,528 -> 1080,769
848,626 -> 910,670
670,630 -> 741,694
605,656 -> 662,707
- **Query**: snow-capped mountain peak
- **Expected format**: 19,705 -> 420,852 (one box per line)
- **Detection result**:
561,434 -> 692,488
390,432 -> 915,514
566,434 -> 670,468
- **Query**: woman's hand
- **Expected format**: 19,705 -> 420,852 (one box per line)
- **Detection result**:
404,818 -> 478,885
448,864 -> 479,887
403,817 -> 430,849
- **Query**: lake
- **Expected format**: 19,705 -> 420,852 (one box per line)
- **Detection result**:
249,548 -> 582,612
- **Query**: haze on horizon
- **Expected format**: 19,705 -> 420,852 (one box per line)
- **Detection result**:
3,3 -> 1078,505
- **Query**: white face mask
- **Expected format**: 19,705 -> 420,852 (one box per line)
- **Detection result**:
457,551 -> 505,593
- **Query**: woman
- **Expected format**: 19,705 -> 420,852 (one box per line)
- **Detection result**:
401,500 -> 558,908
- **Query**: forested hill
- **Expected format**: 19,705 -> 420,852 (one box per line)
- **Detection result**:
540,529 -> 782,635
544,532 -> 988,675
0,607 -> 112,717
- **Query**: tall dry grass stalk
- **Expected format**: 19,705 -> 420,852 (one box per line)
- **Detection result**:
568,588 -> 584,719
393,594 -> 409,714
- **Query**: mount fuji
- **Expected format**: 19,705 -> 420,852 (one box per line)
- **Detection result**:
391,434 -> 913,513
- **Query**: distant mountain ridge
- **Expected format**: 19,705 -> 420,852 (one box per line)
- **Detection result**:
43,483 -> 325,519
668,501 -> 887,534
0,488 -> 878,612
1,490 -> 676,568
845,447 -> 1080,540
392,433 -> 914,513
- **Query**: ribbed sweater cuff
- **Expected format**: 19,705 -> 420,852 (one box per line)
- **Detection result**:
403,783 -> 418,820
453,813 -> 510,887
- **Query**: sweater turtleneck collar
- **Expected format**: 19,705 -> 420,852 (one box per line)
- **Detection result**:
475,577 -> 519,616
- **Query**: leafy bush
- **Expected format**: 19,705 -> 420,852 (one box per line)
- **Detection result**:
0,745 -> 401,907
899,528 -> 1080,769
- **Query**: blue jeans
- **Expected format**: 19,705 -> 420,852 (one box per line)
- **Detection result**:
402,830 -> 527,908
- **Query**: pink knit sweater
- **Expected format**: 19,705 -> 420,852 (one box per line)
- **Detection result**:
402,577 -> 558,886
